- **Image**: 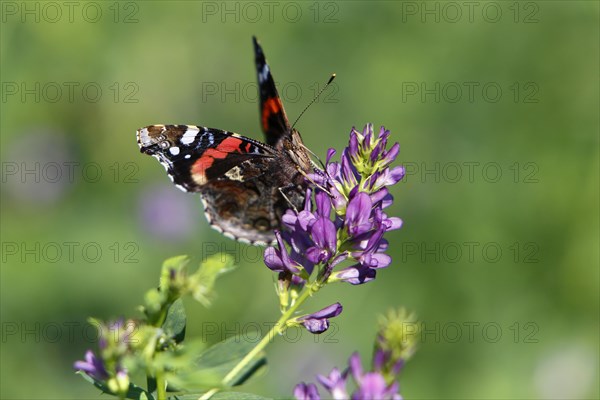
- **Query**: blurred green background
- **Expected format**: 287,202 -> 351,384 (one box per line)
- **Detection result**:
1,1 -> 598,399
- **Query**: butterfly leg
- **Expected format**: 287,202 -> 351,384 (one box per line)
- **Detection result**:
278,184 -> 301,213
297,168 -> 333,197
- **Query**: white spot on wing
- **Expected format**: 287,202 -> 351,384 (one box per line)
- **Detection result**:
137,127 -> 151,147
185,154 -> 191,159
181,127 -> 200,145
169,146 -> 180,156
260,64 -> 269,82
224,166 -> 244,182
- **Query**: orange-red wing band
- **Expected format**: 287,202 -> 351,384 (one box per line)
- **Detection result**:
261,97 -> 281,131
191,137 -> 244,184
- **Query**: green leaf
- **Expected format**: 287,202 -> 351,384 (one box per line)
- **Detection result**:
157,335 -> 266,391
163,298 -> 186,343
189,253 -> 236,307
153,338 -> 207,371
194,335 -> 267,387
146,376 -> 157,395
76,371 -> 153,400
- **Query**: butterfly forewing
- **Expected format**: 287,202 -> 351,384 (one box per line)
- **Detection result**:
253,36 -> 291,147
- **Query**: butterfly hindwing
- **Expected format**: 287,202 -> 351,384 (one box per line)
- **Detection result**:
253,36 -> 291,147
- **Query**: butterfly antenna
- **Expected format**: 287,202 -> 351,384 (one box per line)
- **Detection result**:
290,74 -> 336,131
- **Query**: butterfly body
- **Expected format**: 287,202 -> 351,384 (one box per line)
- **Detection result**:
137,38 -> 311,245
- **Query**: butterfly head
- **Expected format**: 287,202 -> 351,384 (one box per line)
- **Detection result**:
281,129 -> 312,172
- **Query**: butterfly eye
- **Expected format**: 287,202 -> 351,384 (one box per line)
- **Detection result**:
159,141 -> 170,150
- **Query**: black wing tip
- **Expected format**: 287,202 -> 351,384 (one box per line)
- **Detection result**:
253,36 -> 264,55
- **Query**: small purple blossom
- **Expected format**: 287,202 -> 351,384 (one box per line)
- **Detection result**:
296,302 -> 343,334
352,372 -> 400,400
74,318 -> 136,393
264,230 -> 302,274
294,382 -> 321,400
333,264 -> 377,285
349,353 -> 401,400
345,192 -> 373,237
317,368 -> 349,399
74,350 -> 108,380
306,217 -> 337,264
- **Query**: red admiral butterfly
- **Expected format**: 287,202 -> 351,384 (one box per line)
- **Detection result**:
137,37 -> 312,245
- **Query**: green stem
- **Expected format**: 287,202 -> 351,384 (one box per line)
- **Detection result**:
155,370 -> 167,400
222,286 -> 317,386
149,300 -> 173,400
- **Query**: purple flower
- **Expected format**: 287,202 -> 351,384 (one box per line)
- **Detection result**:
349,353 -> 402,400
74,350 -> 108,380
332,264 -> 377,285
317,368 -> 349,399
294,382 -> 321,400
315,191 -> 332,218
294,351 -> 403,400
296,303 -> 343,334
264,230 -> 302,274
306,217 -> 337,264
352,372 -> 400,400
374,348 -> 404,376
345,192 -> 373,237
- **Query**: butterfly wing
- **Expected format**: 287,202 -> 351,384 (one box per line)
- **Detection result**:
137,124 -> 274,191
137,124 -> 283,244
253,36 -> 291,148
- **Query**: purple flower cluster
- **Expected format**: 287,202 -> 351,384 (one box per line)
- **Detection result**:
293,308 -> 418,399
264,124 -> 404,332
294,352 -> 402,400
74,319 -> 134,394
